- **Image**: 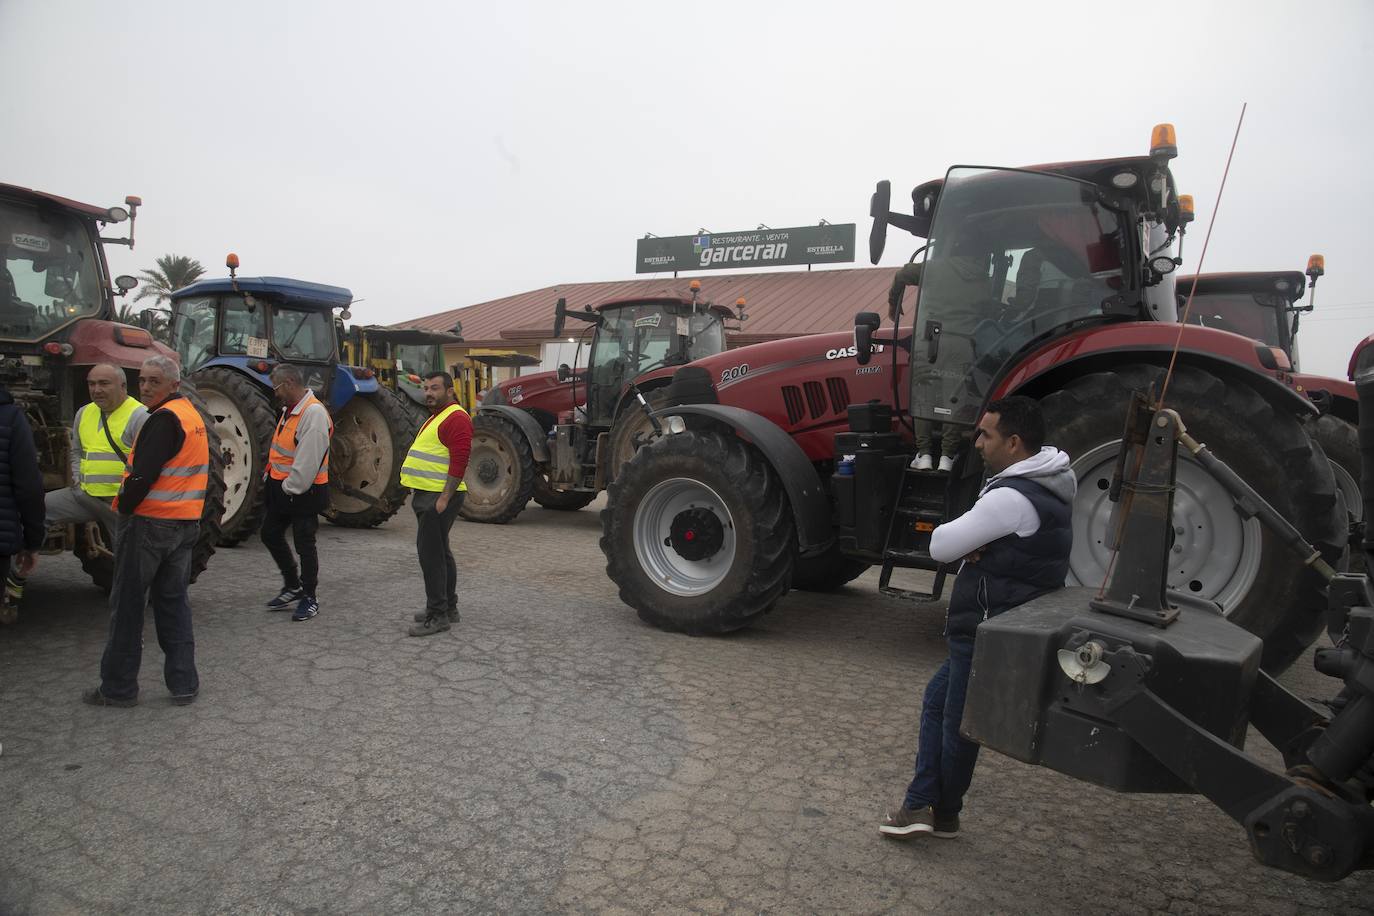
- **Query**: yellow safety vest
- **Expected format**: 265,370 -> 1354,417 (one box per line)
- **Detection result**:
77,396 -> 143,497
400,403 -> 468,492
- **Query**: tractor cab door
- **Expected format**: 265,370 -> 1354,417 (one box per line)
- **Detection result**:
268,304 -> 339,399
909,166 -> 1128,427
586,304 -> 679,426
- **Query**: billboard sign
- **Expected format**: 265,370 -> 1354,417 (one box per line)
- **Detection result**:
636,223 -> 856,274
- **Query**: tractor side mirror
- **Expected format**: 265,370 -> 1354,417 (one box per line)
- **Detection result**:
557,363 -> 572,382
869,181 -> 891,265
854,312 -> 881,365
552,297 -> 568,339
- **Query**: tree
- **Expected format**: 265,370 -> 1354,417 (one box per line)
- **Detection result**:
133,254 -> 206,308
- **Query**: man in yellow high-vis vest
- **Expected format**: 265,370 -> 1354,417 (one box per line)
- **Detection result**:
401,371 -> 472,637
45,363 -> 147,530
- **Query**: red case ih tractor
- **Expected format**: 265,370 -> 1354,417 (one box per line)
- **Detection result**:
461,284 -> 743,523
600,125 -> 1344,673
1180,258 -> 1362,553
0,183 -> 222,590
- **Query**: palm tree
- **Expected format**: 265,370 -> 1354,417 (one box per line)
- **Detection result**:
133,254 -> 207,308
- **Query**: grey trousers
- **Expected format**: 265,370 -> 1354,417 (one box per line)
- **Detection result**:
45,486 -> 119,531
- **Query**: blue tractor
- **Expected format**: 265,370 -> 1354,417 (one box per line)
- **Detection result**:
168,258 -> 418,543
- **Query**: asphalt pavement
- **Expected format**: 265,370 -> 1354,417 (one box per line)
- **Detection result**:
1,496 -> 1370,914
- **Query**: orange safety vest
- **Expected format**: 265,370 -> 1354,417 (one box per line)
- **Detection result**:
268,391 -> 333,486
116,396 -> 210,520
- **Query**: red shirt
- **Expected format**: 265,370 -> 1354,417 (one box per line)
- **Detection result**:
423,407 -> 472,480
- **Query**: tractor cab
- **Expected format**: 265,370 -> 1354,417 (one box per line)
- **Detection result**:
557,294 -> 734,426
169,273 -> 355,403
1179,256 -> 1323,368
869,135 -> 1185,428
340,325 -> 465,416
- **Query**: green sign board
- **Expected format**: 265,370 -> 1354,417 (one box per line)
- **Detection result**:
636,223 -> 856,274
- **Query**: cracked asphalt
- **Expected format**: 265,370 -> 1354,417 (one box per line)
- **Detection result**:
1,496 -> 1370,914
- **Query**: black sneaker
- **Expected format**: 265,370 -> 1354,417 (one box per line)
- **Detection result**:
932,811 -> 959,838
408,615 -> 451,637
413,608 -> 460,623
267,587 -> 304,610
81,687 -> 137,708
171,692 -> 198,706
292,595 -> 319,622
879,806 -> 934,838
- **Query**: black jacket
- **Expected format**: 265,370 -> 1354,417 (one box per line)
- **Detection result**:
0,387 -> 47,554
945,476 -> 1073,640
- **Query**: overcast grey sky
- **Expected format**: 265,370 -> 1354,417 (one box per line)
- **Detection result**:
2,0 -> 1371,376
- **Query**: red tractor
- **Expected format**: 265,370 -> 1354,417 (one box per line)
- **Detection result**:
1180,257 -> 1361,548
601,125 -> 1345,673
460,284 -> 742,523
0,183 -> 222,589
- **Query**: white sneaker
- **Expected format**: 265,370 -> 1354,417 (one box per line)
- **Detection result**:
911,454 -> 933,471
938,455 -> 954,472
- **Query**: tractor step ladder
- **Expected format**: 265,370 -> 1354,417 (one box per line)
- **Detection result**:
878,466 -> 949,602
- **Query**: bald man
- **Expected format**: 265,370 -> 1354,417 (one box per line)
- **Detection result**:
46,363 -> 148,531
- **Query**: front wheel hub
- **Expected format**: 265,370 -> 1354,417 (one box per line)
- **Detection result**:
669,507 -> 724,561
476,456 -> 501,484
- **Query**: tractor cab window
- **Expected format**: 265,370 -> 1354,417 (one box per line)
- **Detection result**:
910,166 -> 1126,426
219,298 -> 268,355
171,296 -> 218,372
1184,291 -> 1286,350
0,200 -> 103,341
394,343 -> 441,376
271,306 -> 335,361
685,311 -> 727,359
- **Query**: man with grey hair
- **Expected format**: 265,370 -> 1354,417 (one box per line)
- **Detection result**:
83,354 -> 207,707
261,363 -> 332,621
46,363 -> 148,529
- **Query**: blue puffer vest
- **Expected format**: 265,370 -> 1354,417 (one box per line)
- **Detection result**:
945,476 -> 1073,640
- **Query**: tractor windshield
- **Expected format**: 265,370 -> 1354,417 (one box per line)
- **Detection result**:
0,198 -> 104,341
909,167 -> 1126,426
271,306 -> 336,362
394,343 -> 442,376
1183,290 -> 1287,352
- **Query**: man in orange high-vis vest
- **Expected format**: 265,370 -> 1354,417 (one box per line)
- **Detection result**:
261,364 -> 332,622
83,355 -> 207,708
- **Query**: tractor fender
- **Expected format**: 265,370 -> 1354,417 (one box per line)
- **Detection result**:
327,368 -> 381,412
994,332 -> 1319,420
653,404 -> 834,556
476,404 -> 551,464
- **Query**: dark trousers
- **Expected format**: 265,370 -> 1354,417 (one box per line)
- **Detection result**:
100,516 -> 199,700
411,489 -> 463,614
261,493 -> 320,597
903,636 -> 980,815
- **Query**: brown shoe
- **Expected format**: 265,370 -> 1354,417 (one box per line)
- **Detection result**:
408,615 -> 451,637
81,687 -> 137,708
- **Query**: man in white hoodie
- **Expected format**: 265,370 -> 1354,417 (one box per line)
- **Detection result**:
880,395 -> 1076,839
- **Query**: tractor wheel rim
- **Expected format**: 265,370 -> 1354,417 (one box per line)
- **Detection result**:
329,396 -> 392,513
465,434 -> 514,504
634,477 -> 736,597
200,390 -> 254,522
1065,440 -> 1262,614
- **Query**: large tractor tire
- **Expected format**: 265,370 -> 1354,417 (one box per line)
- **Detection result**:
460,413 -> 535,524
600,429 -> 795,634
76,381 -> 226,589
606,389 -> 671,478
191,367 -> 276,546
1040,363 -> 1345,673
324,390 -> 418,528
791,543 -> 871,592
1310,412 -> 1362,574
532,472 -> 597,511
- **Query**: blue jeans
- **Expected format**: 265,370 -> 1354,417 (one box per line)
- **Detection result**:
903,636 -> 980,815
99,516 -> 199,700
